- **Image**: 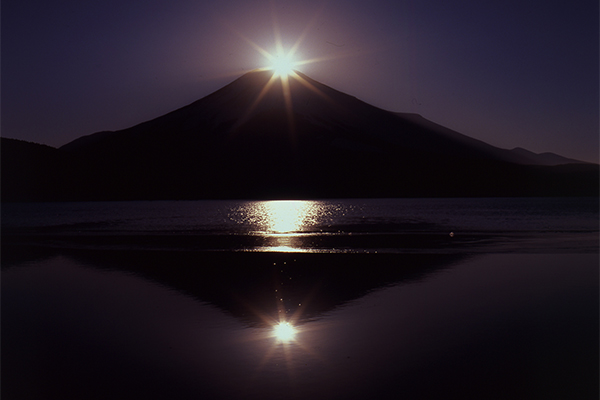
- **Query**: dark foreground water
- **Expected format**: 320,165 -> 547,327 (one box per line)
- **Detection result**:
2,198 -> 599,399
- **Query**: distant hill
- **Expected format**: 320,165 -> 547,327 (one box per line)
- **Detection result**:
505,147 -> 587,166
394,113 -> 589,166
2,70 -> 598,201
1,138 -> 70,201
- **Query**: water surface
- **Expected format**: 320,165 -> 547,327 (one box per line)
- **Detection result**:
2,198 -> 598,399
3,197 -> 598,253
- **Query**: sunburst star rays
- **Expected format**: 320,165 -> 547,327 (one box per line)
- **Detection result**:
222,5 -> 363,138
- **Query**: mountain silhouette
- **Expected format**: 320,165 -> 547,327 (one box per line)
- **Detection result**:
2,70 -> 598,201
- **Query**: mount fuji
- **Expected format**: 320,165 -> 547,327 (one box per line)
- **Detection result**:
2,70 -> 597,201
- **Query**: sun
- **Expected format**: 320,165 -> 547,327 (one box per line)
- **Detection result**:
223,6 -> 362,134
270,53 -> 296,78
225,4 -> 364,83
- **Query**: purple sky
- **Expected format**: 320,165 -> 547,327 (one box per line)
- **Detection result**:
3,0 -> 598,162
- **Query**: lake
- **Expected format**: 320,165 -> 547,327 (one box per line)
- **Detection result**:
2,198 -> 598,399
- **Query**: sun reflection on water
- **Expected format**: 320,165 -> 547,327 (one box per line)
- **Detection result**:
231,200 -> 327,252
259,200 -> 316,233
272,321 -> 297,342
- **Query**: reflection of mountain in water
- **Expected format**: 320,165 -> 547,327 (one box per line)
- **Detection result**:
3,246 -> 466,327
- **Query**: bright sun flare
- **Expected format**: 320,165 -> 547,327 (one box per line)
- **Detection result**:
273,322 -> 297,341
270,53 -> 295,77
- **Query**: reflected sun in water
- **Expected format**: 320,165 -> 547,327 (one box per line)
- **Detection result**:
272,321 -> 297,342
239,200 -> 324,252
260,200 -> 316,234
246,317 -> 323,386
231,201 -> 330,378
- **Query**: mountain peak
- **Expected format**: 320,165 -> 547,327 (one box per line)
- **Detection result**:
5,72 -> 596,201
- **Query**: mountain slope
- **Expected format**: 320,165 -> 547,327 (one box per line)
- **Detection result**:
62,70 -> 574,165
4,70 -> 598,201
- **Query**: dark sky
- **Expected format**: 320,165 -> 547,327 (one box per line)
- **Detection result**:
3,0 -> 598,162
